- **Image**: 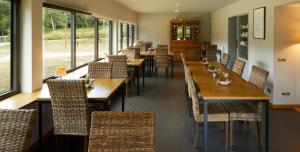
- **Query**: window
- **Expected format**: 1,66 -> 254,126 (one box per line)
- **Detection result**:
122,23 -> 128,49
76,13 -> 95,66
0,0 -> 19,98
117,22 -> 122,50
98,19 -> 110,58
129,24 -> 135,46
43,7 -> 72,79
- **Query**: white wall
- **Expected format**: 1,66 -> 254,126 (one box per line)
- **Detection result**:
274,3 -> 300,105
138,13 -> 211,47
211,0 -> 299,104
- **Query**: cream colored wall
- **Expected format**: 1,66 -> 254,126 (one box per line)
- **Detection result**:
211,0 -> 299,104
138,13 -> 211,47
274,4 -> 300,105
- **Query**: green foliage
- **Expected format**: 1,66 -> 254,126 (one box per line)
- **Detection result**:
0,0 -> 11,36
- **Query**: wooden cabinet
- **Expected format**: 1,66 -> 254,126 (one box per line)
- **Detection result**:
170,19 -> 201,61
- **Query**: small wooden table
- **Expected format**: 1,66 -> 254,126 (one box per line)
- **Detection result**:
36,78 -> 126,151
127,59 -> 145,96
140,51 -> 175,77
187,61 -> 270,152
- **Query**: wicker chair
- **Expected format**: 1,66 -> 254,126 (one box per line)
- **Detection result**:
0,109 -> 37,152
223,65 -> 269,147
88,62 -> 112,79
47,79 -> 89,151
108,55 -> 134,96
125,48 -> 141,59
221,53 -> 230,67
186,67 -> 229,148
232,58 -> 246,76
155,48 -> 169,77
88,112 -> 155,152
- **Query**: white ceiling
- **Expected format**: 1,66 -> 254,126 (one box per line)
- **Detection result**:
113,0 -> 239,13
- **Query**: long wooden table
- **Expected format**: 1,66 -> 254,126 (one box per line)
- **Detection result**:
36,78 -> 126,151
140,51 -> 174,77
187,61 -> 269,152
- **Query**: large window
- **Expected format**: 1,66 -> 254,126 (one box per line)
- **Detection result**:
76,13 -> 95,66
43,4 -> 113,79
98,19 -> 110,58
0,0 -> 19,98
43,7 -> 72,78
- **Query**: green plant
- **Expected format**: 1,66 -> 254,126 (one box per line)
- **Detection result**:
208,64 -> 216,70
219,75 -> 228,81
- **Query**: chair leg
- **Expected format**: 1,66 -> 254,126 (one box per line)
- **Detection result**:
229,120 -> 234,147
188,98 -> 192,117
55,135 -> 59,152
166,67 -> 169,78
126,83 -> 129,97
155,68 -> 158,76
193,122 -> 200,148
257,121 -> 263,146
83,136 -> 89,152
225,121 -> 229,148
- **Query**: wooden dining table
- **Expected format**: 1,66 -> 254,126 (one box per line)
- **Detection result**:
36,78 -> 126,151
100,58 -> 145,96
140,51 -> 175,77
187,61 -> 270,152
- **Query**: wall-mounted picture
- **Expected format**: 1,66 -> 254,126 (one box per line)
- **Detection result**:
253,7 -> 266,39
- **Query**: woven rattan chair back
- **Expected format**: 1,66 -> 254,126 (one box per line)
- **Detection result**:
88,62 -> 112,79
249,65 -> 269,90
0,109 -> 37,152
125,48 -> 140,59
232,59 -> 246,76
221,53 -> 230,67
88,112 -> 155,152
180,53 -> 187,65
186,68 -> 202,122
108,55 -> 128,78
155,48 -> 168,68
47,79 -> 89,136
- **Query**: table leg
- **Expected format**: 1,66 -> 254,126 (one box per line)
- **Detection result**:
203,101 -> 208,152
263,101 -> 269,152
143,62 -> 145,85
38,102 -> 43,152
122,83 -> 125,112
137,66 -> 140,96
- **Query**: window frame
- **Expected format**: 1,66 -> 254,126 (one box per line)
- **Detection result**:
0,0 -> 20,100
42,3 -> 113,82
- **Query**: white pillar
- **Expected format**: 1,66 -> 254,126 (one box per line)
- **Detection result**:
20,0 -> 43,92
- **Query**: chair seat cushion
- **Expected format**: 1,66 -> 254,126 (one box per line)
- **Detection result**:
223,103 -> 260,121
194,103 -> 229,122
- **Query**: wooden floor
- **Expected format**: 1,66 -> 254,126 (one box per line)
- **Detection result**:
38,62 -> 300,152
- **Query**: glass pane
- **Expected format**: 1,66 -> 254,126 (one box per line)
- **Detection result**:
98,19 -> 109,58
129,25 -> 133,46
122,23 -> 128,49
118,22 -> 121,50
76,13 -> 95,66
43,7 -> 72,78
0,0 -> 12,94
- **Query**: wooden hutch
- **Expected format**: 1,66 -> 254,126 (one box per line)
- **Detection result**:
170,19 -> 201,61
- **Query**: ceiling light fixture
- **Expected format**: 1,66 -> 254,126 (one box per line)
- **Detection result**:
174,0 -> 182,13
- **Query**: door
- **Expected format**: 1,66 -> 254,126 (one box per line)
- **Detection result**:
228,17 -> 238,68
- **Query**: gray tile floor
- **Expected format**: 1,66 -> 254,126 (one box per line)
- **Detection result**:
42,63 -> 300,152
